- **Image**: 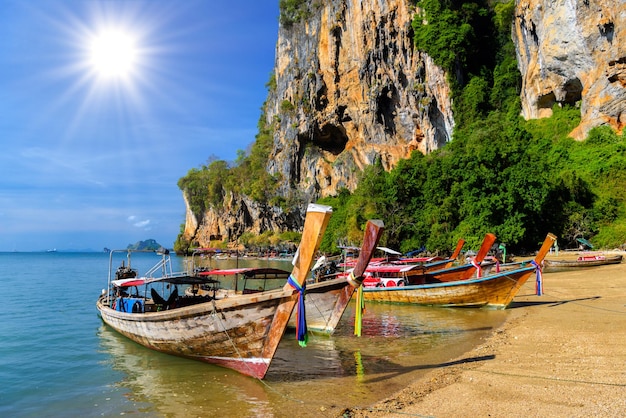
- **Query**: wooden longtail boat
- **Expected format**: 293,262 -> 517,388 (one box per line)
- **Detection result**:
96,203 -> 332,379
361,233 -> 557,309
288,219 -> 384,334
185,220 -> 384,335
544,254 -> 622,270
362,233 -> 496,287
184,219 -> 385,334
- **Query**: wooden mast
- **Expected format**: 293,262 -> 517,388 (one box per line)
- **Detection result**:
346,219 -> 385,287
460,233 -> 497,280
258,203 -> 333,377
443,238 -> 466,268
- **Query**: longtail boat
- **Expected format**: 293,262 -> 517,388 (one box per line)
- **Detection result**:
183,219 -> 385,335
360,233 -> 557,309
288,219 -> 384,334
96,203 -> 332,379
362,233 -> 496,287
544,254 -> 622,270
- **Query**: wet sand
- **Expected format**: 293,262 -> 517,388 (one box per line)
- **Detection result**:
343,252 -> 626,417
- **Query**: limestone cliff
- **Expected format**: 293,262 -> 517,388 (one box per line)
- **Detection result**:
265,0 -> 453,201
183,0 -> 454,246
181,0 -> 626,248
513,0 -> 626,139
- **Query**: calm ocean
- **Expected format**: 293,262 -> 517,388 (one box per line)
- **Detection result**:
0,252 -> 508,417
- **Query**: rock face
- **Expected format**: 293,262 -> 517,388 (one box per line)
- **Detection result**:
182,0 -> 626,247
183,0 -> 455,246
265,0 -> 454,201
513,0 -> 626,139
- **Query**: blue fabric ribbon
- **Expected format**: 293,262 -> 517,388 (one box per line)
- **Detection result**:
287,275 -> 308,347
531,260 -> 543,296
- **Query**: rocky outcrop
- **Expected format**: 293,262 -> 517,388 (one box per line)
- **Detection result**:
265,0 -> 453,201
513,0 -> 626,139
182,190 -> 305,245
182,0 -> 626,248
182,0 -> 454,246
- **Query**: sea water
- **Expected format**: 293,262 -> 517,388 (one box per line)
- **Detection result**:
0,252 -> 508,417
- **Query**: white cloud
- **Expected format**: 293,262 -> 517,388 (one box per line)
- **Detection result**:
127,215 -> 151,229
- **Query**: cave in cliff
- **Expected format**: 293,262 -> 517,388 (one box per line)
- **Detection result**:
376,85 -> 398,135
311,122 -> 348,156
537,78 -> 583,112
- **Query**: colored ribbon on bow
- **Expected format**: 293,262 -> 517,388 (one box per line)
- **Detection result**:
471,258 -> 482,278
287,274 -> 308,347
531,260 -> 543,296
354,282 -> 365,337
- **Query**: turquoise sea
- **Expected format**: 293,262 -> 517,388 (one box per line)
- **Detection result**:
0,252 -> 509,417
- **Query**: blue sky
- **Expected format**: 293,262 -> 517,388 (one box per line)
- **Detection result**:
0,1 -> 279,251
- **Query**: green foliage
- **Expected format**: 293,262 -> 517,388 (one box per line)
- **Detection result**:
175,0 -> 626,254
318,108 -> 624,253
412,0 -> 495,86
266,72 -> 277,91
280,99 -> 295,113
313,0 -> 625,253
173,231 -> 191,254
279,0 -> 311,27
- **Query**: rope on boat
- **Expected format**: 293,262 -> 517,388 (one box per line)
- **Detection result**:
208,297 -> 257,378
287,274 -> 308,347
354,282 -> 365,337
531,260 -> 543,295
470,258 -> 482,277
542,289 -> 626,315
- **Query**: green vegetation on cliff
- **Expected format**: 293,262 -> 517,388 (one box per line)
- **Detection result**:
178,0 -> 626,254
177,102 -> 279,217
175,87 -> 284,253
318,0 -> 626,253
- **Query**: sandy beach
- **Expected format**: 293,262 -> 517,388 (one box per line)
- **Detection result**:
343,252 -> 626,417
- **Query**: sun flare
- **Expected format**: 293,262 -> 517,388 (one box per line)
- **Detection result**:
88,29 -> 138,79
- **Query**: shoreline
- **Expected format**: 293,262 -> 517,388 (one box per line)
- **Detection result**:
343,253 -> 626,417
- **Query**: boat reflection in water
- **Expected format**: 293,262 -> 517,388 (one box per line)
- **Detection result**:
98,301 -> 508,417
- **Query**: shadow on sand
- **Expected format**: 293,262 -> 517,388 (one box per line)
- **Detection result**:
509,295 -> 601,309
356,354 -> 496,385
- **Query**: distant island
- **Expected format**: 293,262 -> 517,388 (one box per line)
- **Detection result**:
126,239 -> 165,251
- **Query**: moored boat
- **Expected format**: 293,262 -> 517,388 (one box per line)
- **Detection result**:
183,220 -> 384,334
362,233 -> 496,287
96,203 -> 333,379
287,219 -> 384,334
544,254 -> 622,270
360,233 -> 557,309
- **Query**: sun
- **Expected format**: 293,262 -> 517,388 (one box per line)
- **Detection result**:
88,29 -> 139,80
